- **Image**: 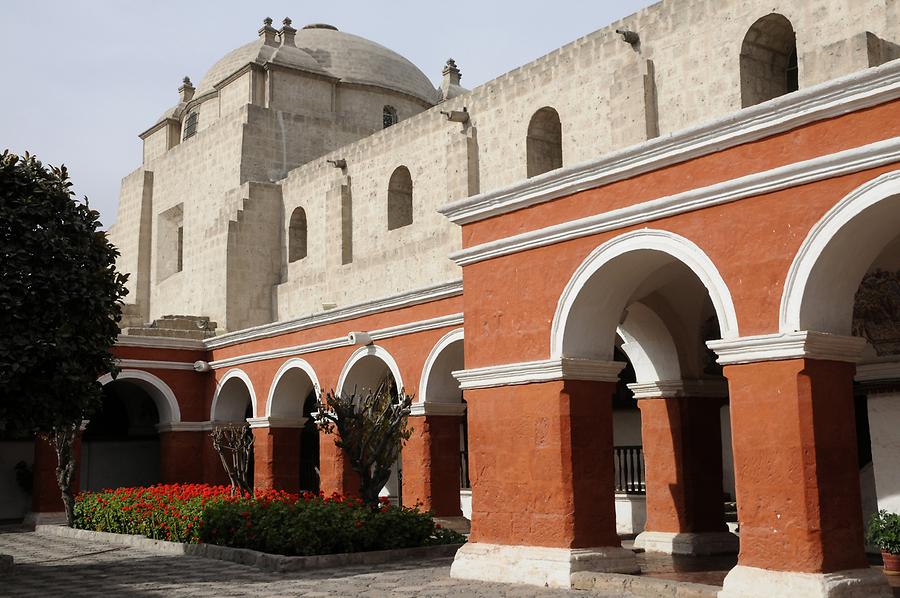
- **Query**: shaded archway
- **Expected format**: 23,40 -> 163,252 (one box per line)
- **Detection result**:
211,369 -> 256,485
739,13 -> 798,107
387,166 -> 413,230
288,207 -> 308,262
526,107 -> 562,178
266,359 -> 321,493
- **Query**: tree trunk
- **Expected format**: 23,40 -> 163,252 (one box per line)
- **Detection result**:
47,423 -> 79,527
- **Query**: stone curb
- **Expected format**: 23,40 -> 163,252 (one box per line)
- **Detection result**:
0,554 -> 12,577
35,525 -> 463,573
571,570 -> 720,598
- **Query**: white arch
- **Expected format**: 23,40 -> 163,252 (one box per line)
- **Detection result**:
551,229 -> 739,360
98,369 -> 181,425
780,170 -> 900,334
616,303 -> 682,384
336,345 -> 405,397
418,328 -> 464,404
265,358 -> 320,418
211,368 -> 258,421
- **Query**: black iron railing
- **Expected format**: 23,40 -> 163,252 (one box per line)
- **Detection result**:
614,445 -> 645,495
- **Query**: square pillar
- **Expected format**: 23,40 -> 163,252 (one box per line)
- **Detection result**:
31,432 -> 81,515
318,430 -> 360,497
451,358 -> 638,588
708,330 -> 892,598
632,381 -> 737,555
403,404 -> 465,517
158,425 -> 205,484
248,418 -> 303,493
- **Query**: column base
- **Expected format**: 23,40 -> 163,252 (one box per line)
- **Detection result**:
634,531 -> 739,555
450,542 -> 639,588
719,565 -> 892,598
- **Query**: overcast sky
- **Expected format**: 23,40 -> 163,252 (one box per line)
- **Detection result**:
0,1 -> 655,227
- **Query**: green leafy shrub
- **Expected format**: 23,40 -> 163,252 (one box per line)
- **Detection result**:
867,510 -> 900,554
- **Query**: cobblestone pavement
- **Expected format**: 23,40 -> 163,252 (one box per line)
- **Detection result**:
0,529 -> 618,597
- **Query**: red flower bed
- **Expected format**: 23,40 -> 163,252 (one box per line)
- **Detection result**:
74,484 -> 464,555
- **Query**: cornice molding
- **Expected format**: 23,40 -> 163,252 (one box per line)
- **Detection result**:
156,421 -> 211,433
117,359 -> 196,371
628,379 -> 729,399
115,335 -> 206,351
440,60 -> 900,227
208,313 -> 464,370
856,360 -> 900,383
454,358 -> 626,390
246,416 -> 307,429
206,281 -> 462,349
707,331 -> 867,366
450,137 -> 900,266
409,402 -> 467,417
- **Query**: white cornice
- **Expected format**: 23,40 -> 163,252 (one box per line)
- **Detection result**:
246,416 -> 307,429
450,137 -> 900,266
409,402 -> 467,417
206,281 -> 462,349
454,358 -> 625,390
441,60 -> 900,227
156,421 -> 211,433
117,359 -> 196,371
856,360 -> 900,383
707,331 -> 867,366
208,313 -> 464,370
115,335 -> 206,351
628,379 -> 729,399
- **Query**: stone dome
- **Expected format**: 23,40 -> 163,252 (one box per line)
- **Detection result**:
194,22 -> 438,104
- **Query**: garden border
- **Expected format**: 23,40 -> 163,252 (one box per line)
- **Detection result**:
36,525 -> 463,573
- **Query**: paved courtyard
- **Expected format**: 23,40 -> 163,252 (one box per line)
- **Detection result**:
0,529 -> 617,597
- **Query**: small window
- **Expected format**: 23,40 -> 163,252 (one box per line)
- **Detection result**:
176,226 -> 184,272
383,105 -> 398,129
182,111 -> 199,140
739,14 -> 798,107
387,166 -> 413,230
526,107 -> 563,178
288,207 -> 308,262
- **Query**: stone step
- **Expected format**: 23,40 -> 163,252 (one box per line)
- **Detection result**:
571,571 -> 719,598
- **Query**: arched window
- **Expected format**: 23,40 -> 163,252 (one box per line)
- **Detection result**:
383,105 -> 398,129
526,107 -> 562,178
740,14 -> 798,108
387,166 -> 413,230
182,110 -> 199,140
288,207 -> 307,262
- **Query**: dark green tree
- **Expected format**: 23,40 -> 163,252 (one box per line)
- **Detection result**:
315,381 -> 412,507
0,150 -> 128,525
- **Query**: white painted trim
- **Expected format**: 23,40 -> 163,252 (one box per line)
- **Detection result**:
450,542 -> 639,588
418,328 -> 465,404
440,59 -> 900,226
628,379 -> 728,399
780,170 -> 900,333
449,139 -> 900,267
409,402 -> 466,417
116,359 -> 196,371
206,281 -> 462,349
707,331 -> 867,365
211,368 -> 258,420
453,358 -> 625,390
856,360 -> 900,383
208,313 -> 463,370
551,229 -> 739,359
98,369 -> 181,424
246,416 -> 307,429
719,565 -> 891,598
264,358 -> 320,418
156,421 -> 211,432
115,335 -> 205,350
336,345 -> 405,396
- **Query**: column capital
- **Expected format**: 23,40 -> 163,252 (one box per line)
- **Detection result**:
409,402 -> 466,417
628,379 -> 728,399
246,416 -> 307,429
707,331 -> 867,366
454,358 -> 625,390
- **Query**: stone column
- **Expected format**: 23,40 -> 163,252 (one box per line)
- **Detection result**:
709,332 -> 891,598
403,403 -> 465,518
632,380 -> 738,555
450,359 -> 638,588
31,432 -> 81,517
248,417 -> 304,493
157,423 -> 206,484
318,431 -> 360,497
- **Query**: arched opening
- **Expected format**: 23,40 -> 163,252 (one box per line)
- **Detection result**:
383,105 -> 398,129
554,230 -> 739,557
739,13 -> 798,108
288,207 -> 308,262
526,107 -> 562,178
211,371 -> 256,484
267,360 -> 320,493
338,347 -> 404,504
387,166 -> 413,230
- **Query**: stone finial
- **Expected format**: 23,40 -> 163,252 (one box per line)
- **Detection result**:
440,58 -> 467,102
442,58 -> 462,83
280,16 -> 297,47
178,76 -> 195,103
259,16 -> 278,46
